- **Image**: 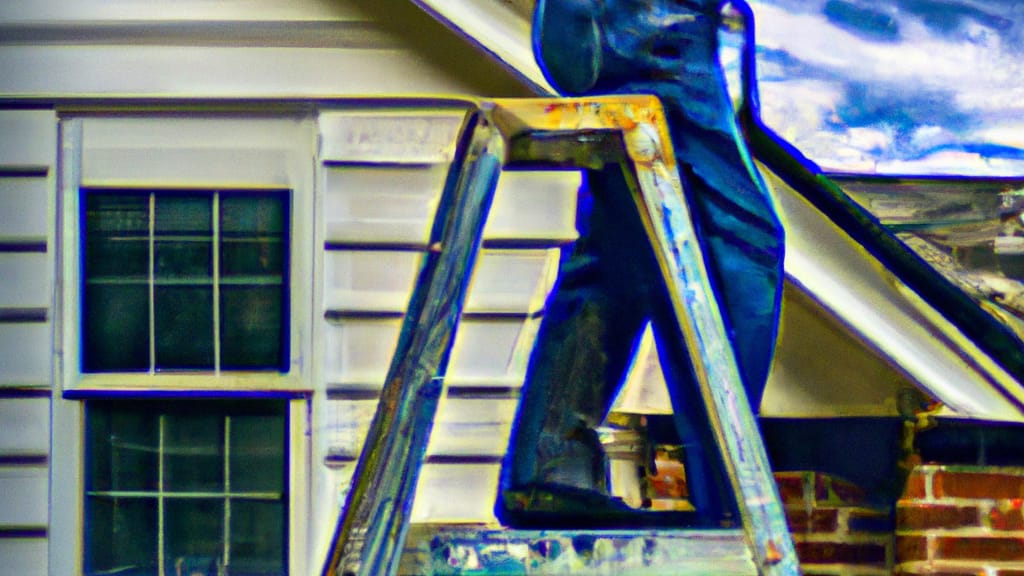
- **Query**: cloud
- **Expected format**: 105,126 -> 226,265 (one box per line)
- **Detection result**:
823,1 -> 901,42
750,0 -> 1024,175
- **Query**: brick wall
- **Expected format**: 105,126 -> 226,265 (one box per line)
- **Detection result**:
774,471 -> 894,575
896,465 -> 1024,575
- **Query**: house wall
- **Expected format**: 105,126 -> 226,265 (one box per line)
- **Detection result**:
0,1 -> 560,574
310,107 -> 579,562
897,465 -> 1024,574
0,108 -> 577,574
0,110 -> 57,576
6,2 -> 1023,575
0,0 -> 533,100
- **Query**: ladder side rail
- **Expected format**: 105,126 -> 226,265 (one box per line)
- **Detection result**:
321,109 -> 506,576
490,96 -> 799,575
620,108 -> 798,575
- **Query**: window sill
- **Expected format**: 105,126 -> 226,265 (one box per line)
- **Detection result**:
64,372 -> 308,398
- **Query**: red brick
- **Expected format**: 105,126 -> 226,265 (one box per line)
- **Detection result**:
895,565 -> 989,575
816,473 -> 867,506
934,535 -> 1024,561
897,502 -> 980,530
848,508 -> 895,533
802,569 -> 884,573
774,472 -> 809,506
802,569 -> 892,573
989,500 -> 1024,531
785,508 -> 839,533
896,535 -> 930,562
795,541 -> 887,565
934,470 -> 1024,500
903,469 -> 930,500
897,564 -> 1024,576
648,458 -> 688,499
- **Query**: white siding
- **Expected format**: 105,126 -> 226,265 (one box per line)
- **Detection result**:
485,171 -> 579,242
0,325 -> 52,387
0,398 -> 50,455
0,0 -> 532,100
324,396 -> 517,461
323,165 -> 451,246
312,107 -> 580,561
0,108 -> 55,569
0,254 -> 51,309
0,178 -> 49,239
0,467 -> 49,527
0,539 -> 48,576
80,116 -> 307,187
0,0 -> 364,21
0,111 -> 56,169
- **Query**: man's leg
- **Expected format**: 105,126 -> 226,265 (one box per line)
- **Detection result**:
501,280 -> 624,493
681,133 -> 786,410
497,167 -> 736,528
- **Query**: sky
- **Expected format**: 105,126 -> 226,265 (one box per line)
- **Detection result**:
742,0 -> 1024,176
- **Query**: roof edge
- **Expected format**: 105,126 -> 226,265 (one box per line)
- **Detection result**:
407,0 -> 554,95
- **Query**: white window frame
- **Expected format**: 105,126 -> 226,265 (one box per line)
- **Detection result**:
52,112 -> 315,576
81,398 -> 305,576
60,114 -> 313,393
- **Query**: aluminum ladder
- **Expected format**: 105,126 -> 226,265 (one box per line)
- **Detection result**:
320,96 -> 800,576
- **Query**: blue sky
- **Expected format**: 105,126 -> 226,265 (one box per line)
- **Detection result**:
742,0 -> 1024,175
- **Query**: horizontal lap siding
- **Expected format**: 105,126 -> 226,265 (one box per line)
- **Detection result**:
0,539 -> 48,576
0,109 -> 56,574
315,108 -> 579,535
0,178 -> 49,242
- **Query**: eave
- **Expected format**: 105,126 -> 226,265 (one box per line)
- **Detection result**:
409,0 -> 1024,423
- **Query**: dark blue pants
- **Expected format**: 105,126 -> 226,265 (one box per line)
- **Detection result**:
499,126 -> 784,525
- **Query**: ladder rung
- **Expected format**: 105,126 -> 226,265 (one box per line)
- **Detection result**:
399,524 -> 757,575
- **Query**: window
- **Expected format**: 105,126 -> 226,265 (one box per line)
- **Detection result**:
84,400 -> 288,576
81,189 -> 290,372
51,115 -> 314,576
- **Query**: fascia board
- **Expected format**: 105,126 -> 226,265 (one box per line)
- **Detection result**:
407,0 -> 555,95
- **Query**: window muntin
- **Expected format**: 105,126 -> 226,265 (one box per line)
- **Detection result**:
81,189 -> 290,373
84,400 -> 288,576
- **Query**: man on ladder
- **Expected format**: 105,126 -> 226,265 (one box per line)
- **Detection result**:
498,0 -> 785,529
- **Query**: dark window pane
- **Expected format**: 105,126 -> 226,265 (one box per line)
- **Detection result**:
164,499 -> 224,573
84,193 -> 149,277
164,412 -> 224,492
221,194 -> 286,279
85,193 -> 149,234
154,287 -> 214,370
220,287 -> 283,370
230,414 -> 285,493
155,195 -> 211,235
85,402 -> 287,576
221,240 -> 285,277
220,195 -> 284,235
155,240 -> 212,279
87,407 -> 159,492
83,284 -> 149,372
84,497 -> 158,576
230,500 -> 286,575
86,239 -> 148,279
82,190 -> 289,373
83,192 -> 151,372
154,195 -> 212,282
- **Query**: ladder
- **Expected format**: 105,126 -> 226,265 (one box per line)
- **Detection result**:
320,96 -> 800,576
